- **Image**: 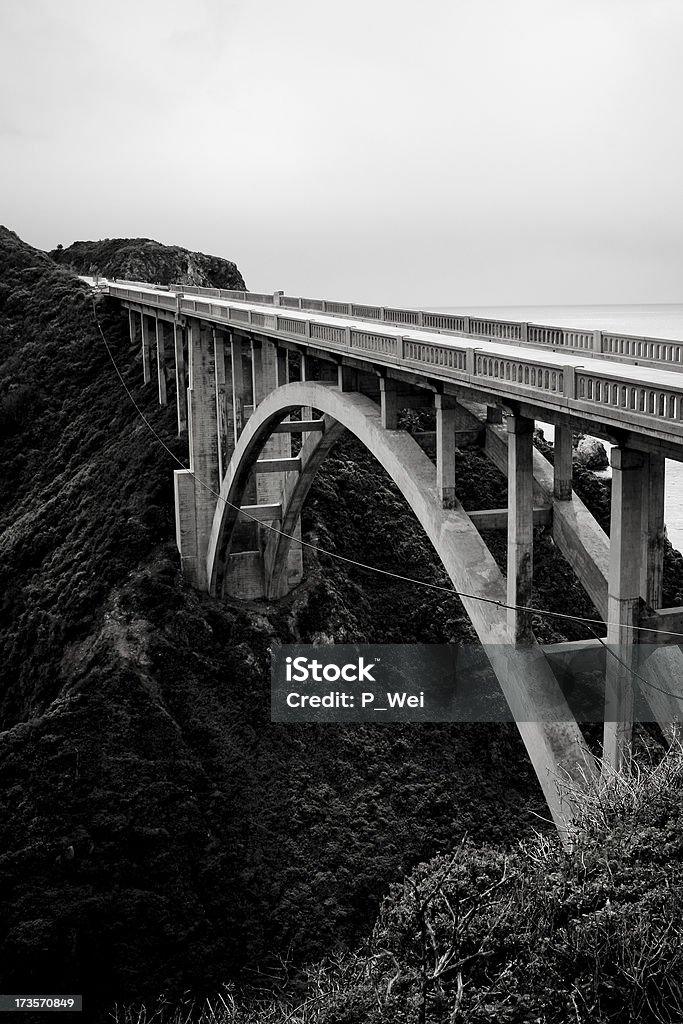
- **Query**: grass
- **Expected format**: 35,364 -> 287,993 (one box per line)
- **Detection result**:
111,735 -> 683,1024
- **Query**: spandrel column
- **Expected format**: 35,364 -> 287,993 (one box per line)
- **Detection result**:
507,414 -> 534,643
603,447 -> 644,772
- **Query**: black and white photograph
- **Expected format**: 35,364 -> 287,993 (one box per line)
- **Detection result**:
1,1 -> 683,1021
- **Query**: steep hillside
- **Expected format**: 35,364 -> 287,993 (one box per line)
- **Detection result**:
0,227 -> 549,1018
48,236 -> 246,289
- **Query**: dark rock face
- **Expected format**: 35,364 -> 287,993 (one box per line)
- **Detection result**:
575,436 -> 609,471
48,236 -> 246,290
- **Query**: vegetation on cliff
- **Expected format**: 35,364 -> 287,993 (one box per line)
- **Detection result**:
48,236 -> 246,289
117,740 -> 683,1024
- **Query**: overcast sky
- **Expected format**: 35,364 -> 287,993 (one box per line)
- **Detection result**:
1,0 -> 682,305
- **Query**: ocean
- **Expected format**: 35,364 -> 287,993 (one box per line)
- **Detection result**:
437,303 -> 683,553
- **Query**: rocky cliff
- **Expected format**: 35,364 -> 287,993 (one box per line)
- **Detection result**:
48,236 -> 246,289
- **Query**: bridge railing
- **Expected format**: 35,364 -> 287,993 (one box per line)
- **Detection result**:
110,284 -> 683,439
150,282 -> 683,372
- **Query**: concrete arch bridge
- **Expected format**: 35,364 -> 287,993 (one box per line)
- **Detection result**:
96,278 -> 683,834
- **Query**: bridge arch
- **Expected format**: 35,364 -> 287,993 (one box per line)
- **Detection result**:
207,382 -> 595,833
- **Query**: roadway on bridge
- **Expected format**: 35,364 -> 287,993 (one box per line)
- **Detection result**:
111,280 -> 683,393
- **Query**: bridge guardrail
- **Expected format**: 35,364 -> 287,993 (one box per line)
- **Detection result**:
154,281 -> 683,372
109,284 -> 683,439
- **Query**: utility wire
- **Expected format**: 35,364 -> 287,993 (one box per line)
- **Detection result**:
89,294 -> 683,705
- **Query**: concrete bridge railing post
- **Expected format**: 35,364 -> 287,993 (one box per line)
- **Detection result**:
507,413 -> 535,643
603,446 -> 645,772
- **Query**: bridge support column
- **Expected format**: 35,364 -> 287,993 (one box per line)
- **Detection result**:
641,453 -> 665,608
507,414 -> 534,643
553,425 -> 573,500
338,365 -> 358,392
230,335 -> 248,438
128,309 -> 138,350
379,378 -> 399,429
299,352 -> 314,446
141,313 -> 154,385
487,405 -> 503,425
174,321 -> 219,589
435,395 -> 458,509
249,339 -> 303,594
275,347 -> 305,590
604,447 -> 644,772
214,329 -> 235,482
173,321 -> 187,435
155,318 -> 168,406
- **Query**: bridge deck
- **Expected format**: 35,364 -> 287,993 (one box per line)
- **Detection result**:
99,279 -> 683,453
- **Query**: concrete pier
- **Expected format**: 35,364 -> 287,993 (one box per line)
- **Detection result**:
155,318 -> 167,406
173,321 -> 187,435
641,453 -> 665,608
230,335 -> 247,439
603,447 -> 644,772
380,378 -> 399,429
553,424 -> 572,500
174,321 -> 220,589
435,395 -> 457,509
141,314 -> 154,385
507,414 -> 534,643
213,329 -> 235,482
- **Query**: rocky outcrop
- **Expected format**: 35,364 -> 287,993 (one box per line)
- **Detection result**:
575,436 -> 609,471
48,237 -> 246,290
